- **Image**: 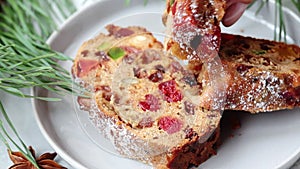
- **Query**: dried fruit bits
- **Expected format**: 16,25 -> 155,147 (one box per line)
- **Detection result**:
158,80 -> 183,102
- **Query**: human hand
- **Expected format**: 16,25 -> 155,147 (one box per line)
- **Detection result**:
222,0 -> 253,27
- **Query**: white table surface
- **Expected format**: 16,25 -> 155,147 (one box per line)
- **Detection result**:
0,0 -> 299,169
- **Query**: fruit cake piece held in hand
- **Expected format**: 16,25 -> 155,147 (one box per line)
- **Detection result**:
163,0 -> 226,56
220,33 -> 300,113
73,25 -> 224,169
163,0 -> 228,111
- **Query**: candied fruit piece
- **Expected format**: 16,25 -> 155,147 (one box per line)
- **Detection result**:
108,47 -> 126,60
98,42 -> 111,51
95,51 -> 110,61
158,80 -> 183,102
182,73 -> 198,87
158,116 -> 183,134
139,94 -> 160,111
115,28 -> 134,38
236,65 -> 253,74
107,25 -> 134,38
137,117 -> 154,128
155,65 -> 165,73
170,61 -> 183,73
141,49 -> 161,64
124,54 -> 135,64
282,91 -> 296,106
148,71 -> 163,82
184,101 -> 195,115
103,92 -> 112,101
139,101 -> 150,111
133,68 -> 148,79
184,127 -> 197,139
295,86 -> 300,97
122,46 -> 139,54
94,85 -> 111,92
77,59 -> 99,77
77,97 -> 91,111
81,50 -> 89,57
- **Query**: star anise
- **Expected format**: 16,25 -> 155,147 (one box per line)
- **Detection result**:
8,146 -> 67,169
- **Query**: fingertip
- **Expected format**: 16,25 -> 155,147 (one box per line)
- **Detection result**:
222,3 -> 249,27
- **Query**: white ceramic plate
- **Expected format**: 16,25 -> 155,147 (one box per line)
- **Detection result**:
32,0 -> 300,169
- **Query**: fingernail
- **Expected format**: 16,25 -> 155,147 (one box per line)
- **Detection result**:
223,3 -> 249,27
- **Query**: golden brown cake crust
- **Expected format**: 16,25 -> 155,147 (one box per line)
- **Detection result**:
220,33 -> 300,113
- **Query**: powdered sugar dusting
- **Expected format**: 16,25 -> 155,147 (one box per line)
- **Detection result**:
87,97 -> 166,159
226,69 -> 286,112
170,0 -> 220,49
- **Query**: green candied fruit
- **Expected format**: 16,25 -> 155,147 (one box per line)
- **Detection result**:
170,0 -> 174,5
98,42 -> 111,51
252,50 -> 267,55
108,47 -> 126,60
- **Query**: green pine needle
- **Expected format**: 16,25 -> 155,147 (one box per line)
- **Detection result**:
291,0 -> 300,12
0,101 -> 39,169
248,0 -> 300,42
125,0 -> 149,6
0,0 -> 79,100
0,0 -> 79,167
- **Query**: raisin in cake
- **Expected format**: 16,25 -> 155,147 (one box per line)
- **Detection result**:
72,25 -> 223,169
220,33 -> 300,113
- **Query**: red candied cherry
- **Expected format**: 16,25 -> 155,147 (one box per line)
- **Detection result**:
158,80 -> 183,102
139,94 -> 160,111
158,116 -> 183,134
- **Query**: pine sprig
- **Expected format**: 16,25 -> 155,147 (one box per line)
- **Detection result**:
0,0 -> 78,168
274,0 -> 287,41
0,101 -> 40,169
291,0 -> 300,12
249,0 -> 300,41
0,0 -> 78,100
